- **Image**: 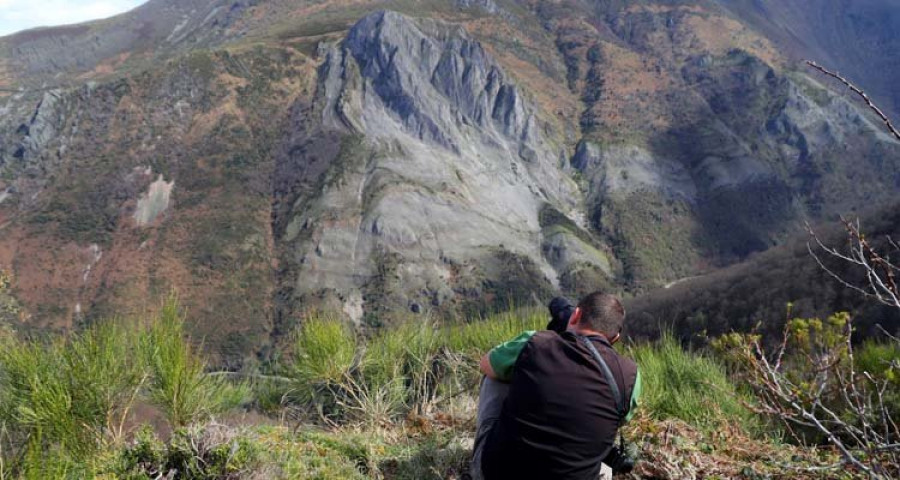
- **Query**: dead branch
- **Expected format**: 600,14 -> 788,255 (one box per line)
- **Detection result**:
806,219 -> 900,310
806,61 -> 900,141
731,316 -> 900,478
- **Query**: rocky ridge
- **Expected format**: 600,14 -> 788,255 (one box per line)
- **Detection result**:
273,11 -> 608,324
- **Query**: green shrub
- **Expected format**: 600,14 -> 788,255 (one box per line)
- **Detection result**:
63,321 -> 149,443
363,320 -> 440,411
142,298 -> 234,428
629,334 -> 756,432
0,298 -> 251,476
287,314 -> 359,421
291,314 -> 357,387
856,340 -> 900,382
851,340 -> 900,415
283,309 -> 547,425
0,320 -> 147,469
111,424 -> 261,479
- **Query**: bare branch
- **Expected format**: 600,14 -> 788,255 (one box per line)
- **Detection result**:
887,236 -> 900,255
806,61 -> 900,141
806,219 -> 900,309
807,239 -> 878,300
727,312 -> 900,478
875,324 -> 900,343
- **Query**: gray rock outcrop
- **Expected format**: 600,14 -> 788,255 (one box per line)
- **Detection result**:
275,11 -> 601,323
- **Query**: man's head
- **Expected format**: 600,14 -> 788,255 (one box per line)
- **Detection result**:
567,291 -> 625,342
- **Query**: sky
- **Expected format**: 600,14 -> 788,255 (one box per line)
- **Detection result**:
0,0 -> 146,37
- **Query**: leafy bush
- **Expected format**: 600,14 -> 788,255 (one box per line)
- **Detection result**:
291,313 -> 357,387
443,308 -> 545,356
285,308 -> 546,425
287,313 -> 359,422
1,301 -> 861,479
855,340 -> 900,416
856,340 -> 900,382
0,297 -> 246,476
714,313 -> 900,476
363,321 -> 440,413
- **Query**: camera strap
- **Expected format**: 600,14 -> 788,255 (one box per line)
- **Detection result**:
577,335 -> 626,421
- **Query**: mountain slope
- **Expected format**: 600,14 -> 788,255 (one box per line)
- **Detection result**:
717,0 -> 900,118
271,10 -> 610,328
0,0 -> 898,361
535,0 -> 900,283
626,200 -> 900,344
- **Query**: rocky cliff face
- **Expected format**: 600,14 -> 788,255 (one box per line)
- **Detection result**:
273,11 -> 608,327
0,1 -> 898,362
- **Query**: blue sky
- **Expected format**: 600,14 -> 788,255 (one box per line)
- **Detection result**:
0,0 -> 146,37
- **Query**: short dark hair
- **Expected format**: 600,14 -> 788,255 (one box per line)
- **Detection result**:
577,291 -> 625,334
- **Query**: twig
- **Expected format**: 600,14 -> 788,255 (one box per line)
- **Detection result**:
206,371 -> 294,383
806,61 -> 900,141
875,324 -> 900,343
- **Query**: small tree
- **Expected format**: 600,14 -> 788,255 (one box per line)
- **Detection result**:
142,297 -> 237,428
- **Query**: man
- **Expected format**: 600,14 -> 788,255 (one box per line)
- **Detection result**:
471,291 -> 641,480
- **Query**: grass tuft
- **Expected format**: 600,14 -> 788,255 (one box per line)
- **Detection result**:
629,334 -> 757,433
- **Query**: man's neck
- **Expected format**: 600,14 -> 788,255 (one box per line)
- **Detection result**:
569,326 -> 609,341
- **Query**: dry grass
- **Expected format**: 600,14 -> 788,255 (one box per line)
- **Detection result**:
625,414 -> 841,479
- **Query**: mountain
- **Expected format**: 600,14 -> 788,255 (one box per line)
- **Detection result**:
0,0 -> 898,363
717,0 -> 900,119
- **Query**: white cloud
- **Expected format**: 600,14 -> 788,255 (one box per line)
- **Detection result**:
0,0 -> 146,37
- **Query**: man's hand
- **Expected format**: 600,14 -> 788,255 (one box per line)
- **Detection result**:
480,352 -> 498,380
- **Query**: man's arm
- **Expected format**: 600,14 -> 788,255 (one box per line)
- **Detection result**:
480,331 -> 537,383
624,369 -> 642,423
480,353 -> 498,379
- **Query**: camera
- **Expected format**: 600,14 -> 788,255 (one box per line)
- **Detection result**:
603,437 -> 638,474
547,297 -> 575,333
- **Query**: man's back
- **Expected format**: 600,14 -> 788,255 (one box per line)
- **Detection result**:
481,330 -> 638,480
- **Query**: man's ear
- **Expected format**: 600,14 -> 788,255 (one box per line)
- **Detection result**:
568,307 -> 582,327
609,332 -> 621,344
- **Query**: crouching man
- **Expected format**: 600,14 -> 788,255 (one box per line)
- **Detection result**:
471,291 -> 642,480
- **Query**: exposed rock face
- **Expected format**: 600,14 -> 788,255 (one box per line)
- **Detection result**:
574,143 -> 697,200
573,61 -> 900,282
274,11 -> 601,325
547,4 -> 900,284
133,175 -> 174,226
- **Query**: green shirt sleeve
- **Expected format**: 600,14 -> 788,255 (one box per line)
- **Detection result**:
625,368 -> 642,423
488,331 -> 537,382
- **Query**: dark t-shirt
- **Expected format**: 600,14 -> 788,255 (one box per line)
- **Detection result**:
481,330 -> 639,480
